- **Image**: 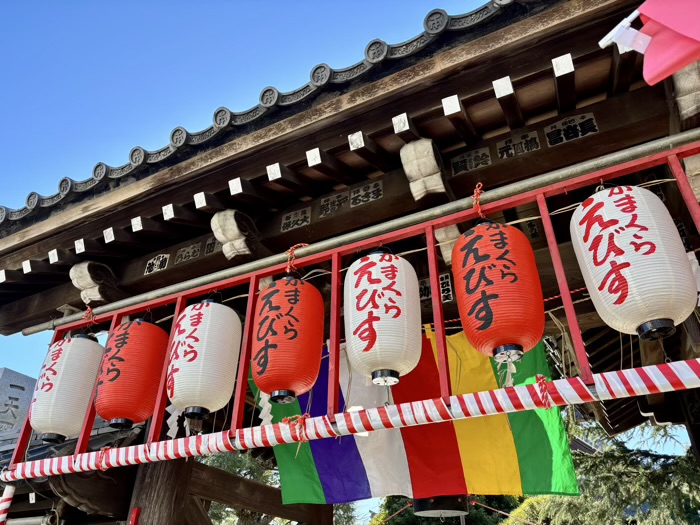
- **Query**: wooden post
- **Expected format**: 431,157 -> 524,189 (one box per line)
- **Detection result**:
128,458 -> 194,525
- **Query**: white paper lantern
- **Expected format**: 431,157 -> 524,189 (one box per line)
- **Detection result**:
570,185 -> 696,338
344,252 -> 421,385
29,335 -> 104,443
166,301 -> 242,418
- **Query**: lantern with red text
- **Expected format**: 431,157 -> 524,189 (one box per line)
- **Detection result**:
251,277 -> 324,404
29,335 -> 104,443
95,320 -> 169,428
344,252 -> 421,385
167,301 -> 242,419
451,223 -> 544,365
571,185 -> 696,339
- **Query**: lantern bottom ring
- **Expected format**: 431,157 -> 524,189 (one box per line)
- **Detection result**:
184,406 -> 210,420
413,495 -> 470,517
637,319 -> 676,340
40,433 -> 66,444
270,390 -> 296,404
371,369 -> 400,386
493,344 -> 524,363
109,418 -> 134,429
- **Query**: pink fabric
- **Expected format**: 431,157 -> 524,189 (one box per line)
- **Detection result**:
639,0 -> 700,85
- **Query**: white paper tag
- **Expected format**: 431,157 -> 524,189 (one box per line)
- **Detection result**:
29,493 -> 36,504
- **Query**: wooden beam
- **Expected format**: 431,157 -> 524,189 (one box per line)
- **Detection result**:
266,163 -> 312,195
129,458 -> 193,525
228,177 -> 280,209
103,227 -> 140,247
131,215 -> 179,238
22,259 -> 63,275
608,46 -> 636,96
442,95 -> 478,142
552,53 -> 576,113
163,203 -> 206,227
74,238 -> 120,258
190,462 -> 332,524
48,248 -> 81,265
194,192 -> 227,213
392,113 -> 420,143
347,132 -> 395,173
182,496 -> 213,525
493,76 -> 525,129
306,147 -> 357,185
0,269 -> 26,284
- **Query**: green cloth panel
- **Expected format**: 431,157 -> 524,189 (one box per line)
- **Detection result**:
492,342 -> 580,495
248,377 -> 327,504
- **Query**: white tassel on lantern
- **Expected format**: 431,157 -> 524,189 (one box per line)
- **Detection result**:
570,185 -> 697,339
344,252 -> 421,385
167,301 -> 242,418
29,335 -> 104,443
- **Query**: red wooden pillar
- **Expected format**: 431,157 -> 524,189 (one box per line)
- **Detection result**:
537,193 -> 594,384
425,225 -> 451,399
327,252 -> 342,415
231,275 -> 260,431
9,330 -> 64,469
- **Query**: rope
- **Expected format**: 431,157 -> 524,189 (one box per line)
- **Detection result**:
282,413 -> 310,458
285,243 -> 309,274
472,182 -> 486,219
469,499 -> 538,525
377,502 -> 413,524
536,374 -> 552,410
81,305 -> 96,325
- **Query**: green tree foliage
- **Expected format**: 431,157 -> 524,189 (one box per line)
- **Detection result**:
369,496 -> 520,525
503,423 -> 700,525
200,452 -> 356,525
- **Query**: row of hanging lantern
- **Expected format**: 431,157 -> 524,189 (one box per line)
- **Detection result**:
27,184 -> 697,443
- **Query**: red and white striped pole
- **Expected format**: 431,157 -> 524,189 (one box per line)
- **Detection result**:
0,484 -> 15,524
2,358 -> 700,483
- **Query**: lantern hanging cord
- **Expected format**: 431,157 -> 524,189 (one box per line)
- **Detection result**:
286,243 -> 309,274
376,502 -> 413,524
469,499 -> 538,525
473,182 -> 486,219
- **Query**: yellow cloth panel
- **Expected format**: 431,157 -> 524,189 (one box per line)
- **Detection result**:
425,327 -> 523,495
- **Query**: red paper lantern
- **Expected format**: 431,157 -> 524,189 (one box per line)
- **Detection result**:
251,276 -> 324,404
95,319 -> 169,428
451,222 -> 544,363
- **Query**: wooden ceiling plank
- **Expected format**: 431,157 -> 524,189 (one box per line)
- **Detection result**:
493,76 -> 525,129
553,53 -> 577,113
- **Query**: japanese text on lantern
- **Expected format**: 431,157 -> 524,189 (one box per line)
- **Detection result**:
254,281 -> 301,375
166,304 -> 208,397
99,322 -> 139,388
352,254 -> 403,353
460,224 -> 518,331
38,340 -> 67,392
578,187 -> 656,305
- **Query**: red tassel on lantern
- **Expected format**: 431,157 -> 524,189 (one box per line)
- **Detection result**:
451,222 -> 544,365
251,276 -> 324,404
95,319 -> 169,428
